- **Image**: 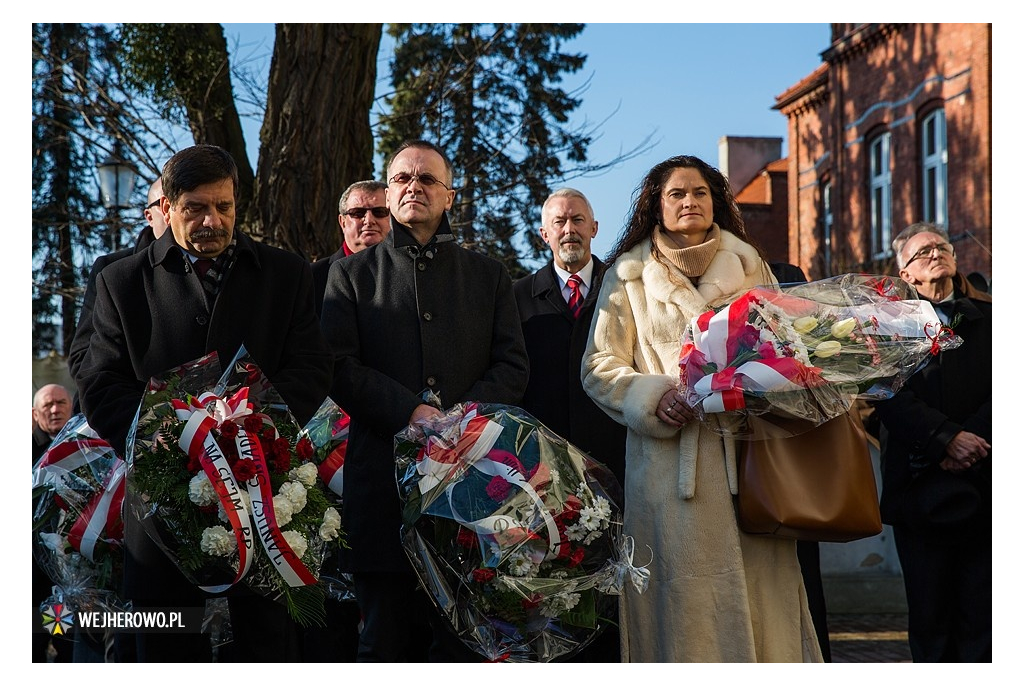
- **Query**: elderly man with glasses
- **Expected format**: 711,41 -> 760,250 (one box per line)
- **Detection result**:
312,180 -> 390,316
873,222 -> 992,662
320,139 -> 528,662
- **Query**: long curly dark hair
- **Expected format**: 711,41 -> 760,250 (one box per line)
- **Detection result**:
607,155 -> 763,265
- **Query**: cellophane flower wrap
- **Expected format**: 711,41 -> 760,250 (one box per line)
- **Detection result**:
296,397 -> 354,602
678,273 -> 964,436
32,413 -> 126,614
395,402 -> 648,663
126,347 -> 343,627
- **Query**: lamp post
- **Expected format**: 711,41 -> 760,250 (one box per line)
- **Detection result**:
96,143 -> 138,252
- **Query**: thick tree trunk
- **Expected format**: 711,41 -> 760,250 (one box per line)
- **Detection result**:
185,24 -> 256,223
253,23 -> 382,259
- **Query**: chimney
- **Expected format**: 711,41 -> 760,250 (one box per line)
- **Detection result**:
718,136 -> 783,194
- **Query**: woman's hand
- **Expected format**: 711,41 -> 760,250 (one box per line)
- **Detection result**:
656,388 -> 693,427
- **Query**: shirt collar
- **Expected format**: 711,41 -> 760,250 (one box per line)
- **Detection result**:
553,257 -> 595,292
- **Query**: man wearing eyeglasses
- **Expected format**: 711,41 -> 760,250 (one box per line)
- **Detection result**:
874,222 -> 992,662
67,179 -> 169,381
312,180 -> 390,316
321,139 -> 529,662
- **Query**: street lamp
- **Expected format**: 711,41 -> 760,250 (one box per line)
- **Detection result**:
96,143 -> 138,251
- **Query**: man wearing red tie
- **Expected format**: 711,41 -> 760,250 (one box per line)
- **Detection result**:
513,188 -> 627,662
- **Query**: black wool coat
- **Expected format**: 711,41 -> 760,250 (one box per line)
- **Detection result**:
321,215 -> 529,573
73,229 -> 334,455
513,258 -> 627,488
874,279 -> 992,530
67,225 -> 156,383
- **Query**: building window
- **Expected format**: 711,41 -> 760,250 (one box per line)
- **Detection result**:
822,181 -> 833,275
922,108 -> 948,226
869,132 -> 892,259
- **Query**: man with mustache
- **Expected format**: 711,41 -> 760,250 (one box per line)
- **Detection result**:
312,180 -> 390,317
513,188 -> 626,662
73,144 -> 332,663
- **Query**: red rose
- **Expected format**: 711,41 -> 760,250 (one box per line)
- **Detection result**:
243,416 -> 264,434
295,437 -> 314,462
485,476 -> 512,502
568,547 -> 586,568
219,421 -> 239,439
472,568 -> 496,583
262,426 -> 277,442
521,594 -> 542,610
456,527 -> 478,549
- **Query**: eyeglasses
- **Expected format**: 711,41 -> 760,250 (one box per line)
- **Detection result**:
388,172 -> 450,190
905,242 -> 954,267
146,200 -> 161,210
344,206 -> 390,219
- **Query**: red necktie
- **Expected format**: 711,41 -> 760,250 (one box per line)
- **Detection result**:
194,259 -> 213,277
566,274 -> 583,319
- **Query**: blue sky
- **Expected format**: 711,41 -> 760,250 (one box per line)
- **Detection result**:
222,23 -> 830,264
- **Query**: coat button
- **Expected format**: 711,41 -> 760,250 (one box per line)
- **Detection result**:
196,315 -> 208,326
423,312 -> 432,321
418,262 -> 426,271
426,376 -> 437,387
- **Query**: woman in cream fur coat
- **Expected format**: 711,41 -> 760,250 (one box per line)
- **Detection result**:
582,155 -> 822,662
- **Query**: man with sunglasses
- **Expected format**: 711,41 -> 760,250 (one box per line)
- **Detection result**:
874,222 -> 992,662
312,180 -> 390,316
321,139 -> 529,662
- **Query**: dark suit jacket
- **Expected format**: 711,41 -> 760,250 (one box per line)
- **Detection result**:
73,229 -> 333,455
321,215 -> 529,573
67,226 -> 156,382
874,281 -> 992,532
513,258 -> 626,488
72,229 -> 333,615
311,245 -> 348,317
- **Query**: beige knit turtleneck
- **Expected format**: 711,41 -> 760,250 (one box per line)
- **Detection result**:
653,224 -> 721,278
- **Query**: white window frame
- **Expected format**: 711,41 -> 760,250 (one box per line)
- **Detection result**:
869,132 -> 892,259
822,181 -> 833,275
922,108 -> 948,227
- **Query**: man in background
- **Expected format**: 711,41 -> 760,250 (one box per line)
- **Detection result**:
874,222 -> 992,662
312,180 -> 389,316
513,188 -> 625,661
32,383 -> 73,663
67,178 -> 169,380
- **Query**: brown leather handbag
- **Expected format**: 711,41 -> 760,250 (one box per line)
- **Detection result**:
736,410 -> 882,542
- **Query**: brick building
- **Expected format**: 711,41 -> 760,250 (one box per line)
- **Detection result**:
772,23 -> 991,283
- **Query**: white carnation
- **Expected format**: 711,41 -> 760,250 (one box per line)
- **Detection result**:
200,525 -> 236,557
272,495 -> 295,526
289,462 -> 318,488
319,507 -> 341,541
188,472 -> 219,507
279,480 -> 307,513
282,530 -> 308,559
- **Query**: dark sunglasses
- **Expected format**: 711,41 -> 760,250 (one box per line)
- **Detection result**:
344,206 -> 390,219
146,200 -> 161,210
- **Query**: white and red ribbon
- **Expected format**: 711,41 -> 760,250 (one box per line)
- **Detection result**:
35,429 -> 126,562
415,406 -> 562,558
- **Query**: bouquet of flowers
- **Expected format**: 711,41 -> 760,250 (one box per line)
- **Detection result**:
295,397 -> 354,602
127,347 -> 344,627
32,414 -> 126,614
679,273 -> 963,435
395,402 -> 647,663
